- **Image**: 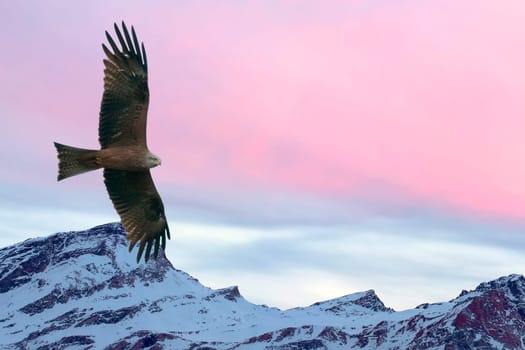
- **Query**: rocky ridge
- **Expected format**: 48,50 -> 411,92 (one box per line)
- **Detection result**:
1,223 -> 524,349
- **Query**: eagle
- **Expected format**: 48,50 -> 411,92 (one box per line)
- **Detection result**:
54,22 -> 170,263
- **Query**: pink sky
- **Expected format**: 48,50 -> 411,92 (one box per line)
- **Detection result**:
2,0 -> 525,222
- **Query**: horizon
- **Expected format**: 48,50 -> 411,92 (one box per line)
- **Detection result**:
1,0 -> 525,311
1,220 -> 523,312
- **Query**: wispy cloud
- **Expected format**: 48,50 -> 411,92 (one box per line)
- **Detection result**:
167,217 -> 525,310
2,182 -> 524,310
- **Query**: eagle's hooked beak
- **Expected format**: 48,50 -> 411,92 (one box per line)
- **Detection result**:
157,158 -> 162,166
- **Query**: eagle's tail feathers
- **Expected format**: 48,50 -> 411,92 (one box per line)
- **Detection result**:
54,142 -> 101,181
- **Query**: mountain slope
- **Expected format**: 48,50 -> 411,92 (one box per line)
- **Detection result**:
1,223 -> 524,349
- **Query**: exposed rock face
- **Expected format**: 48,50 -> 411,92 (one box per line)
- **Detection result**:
1,223 -> 524,349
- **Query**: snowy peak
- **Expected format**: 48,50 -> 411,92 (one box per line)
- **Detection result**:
473,274 -> 525,297
206,285 -> 242,302
0,223 -> 192,299
1,223 -> 525,349
342,289 -> 392,313
305,289 -> 393,316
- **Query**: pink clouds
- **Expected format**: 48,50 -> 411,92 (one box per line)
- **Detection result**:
156,1 -> 525,218
2,1 -> 525,221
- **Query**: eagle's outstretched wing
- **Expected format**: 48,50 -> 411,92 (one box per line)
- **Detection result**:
99,21 -> 149,149
104,169 -> 170,262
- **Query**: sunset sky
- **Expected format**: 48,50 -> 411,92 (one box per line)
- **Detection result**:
1,0 -> 525,310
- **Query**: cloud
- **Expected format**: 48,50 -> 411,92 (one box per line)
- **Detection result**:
1,177 -> 525,311
166,217 -> 525,310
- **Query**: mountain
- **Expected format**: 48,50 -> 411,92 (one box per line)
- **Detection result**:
1,223 -> 524,349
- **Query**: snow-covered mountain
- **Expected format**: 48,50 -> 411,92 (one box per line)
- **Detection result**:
1,223 -> 524,349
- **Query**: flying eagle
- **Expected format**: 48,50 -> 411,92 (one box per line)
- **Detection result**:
54,22 -> 170,263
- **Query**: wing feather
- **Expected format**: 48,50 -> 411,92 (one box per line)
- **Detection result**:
131,27 -> 142,64
141,43 -> 148,73
121,23 -> 136,56
99,22 -> 149,149
104,169 -> 170,263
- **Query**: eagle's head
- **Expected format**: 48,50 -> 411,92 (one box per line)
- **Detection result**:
146,152 -> 162,168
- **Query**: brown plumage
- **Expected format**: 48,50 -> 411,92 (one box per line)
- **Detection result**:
54,22 -> 170,263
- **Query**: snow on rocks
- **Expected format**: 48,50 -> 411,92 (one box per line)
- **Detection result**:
1,223 -> 524,349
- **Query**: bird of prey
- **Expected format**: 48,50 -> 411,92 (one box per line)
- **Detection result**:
54,22 -> 170,263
